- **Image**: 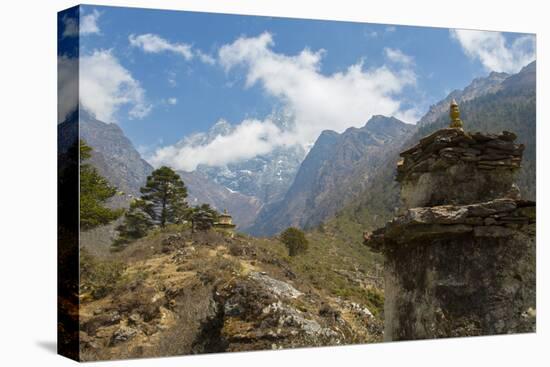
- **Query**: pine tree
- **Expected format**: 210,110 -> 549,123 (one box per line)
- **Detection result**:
79,140 -> 123,230
113,167 -> 189,250
189,204 -> 219,232
140,166 -> 189,227
111,199 -> 152,251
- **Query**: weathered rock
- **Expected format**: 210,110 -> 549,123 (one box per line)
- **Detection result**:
499,131 -> 517,142
248,272 -> 303,299
465,199 -> 516,216
402,205 -> 469,224
367,199 -> 532,250
214,274 -> 357,353
400,163 -> 518,209
473,225 -> 517,237
111,326 -> 138,345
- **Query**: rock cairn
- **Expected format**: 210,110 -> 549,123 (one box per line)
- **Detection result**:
397,128 -> 524,181
364,101 -> 536,341
396,127 -> 525,209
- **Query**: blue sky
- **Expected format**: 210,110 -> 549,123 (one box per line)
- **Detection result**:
58,5 -> 535,171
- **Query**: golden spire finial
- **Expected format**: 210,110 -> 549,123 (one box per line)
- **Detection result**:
449,99 -> 463,129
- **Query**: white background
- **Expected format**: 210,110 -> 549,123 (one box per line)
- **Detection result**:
0,0 -> 547,365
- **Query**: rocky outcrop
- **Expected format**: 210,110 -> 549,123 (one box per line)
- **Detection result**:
79,229 -> 382,361
364,113 -> 536,341
215,272 -> 345,352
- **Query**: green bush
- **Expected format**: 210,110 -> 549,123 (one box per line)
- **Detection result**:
80,249 -> 126,299
280,227 -> 309,257
365,287 -> 385,316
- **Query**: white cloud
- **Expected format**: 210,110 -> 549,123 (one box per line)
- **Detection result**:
450,29 -> 535,73
80,9 -> 101,35
218,32 -> 416,141
385,26 -> 396,33
167,97 -> 178,105
365,30 -> 378,39
384,48 -> 414,66
196,50 -> 216,65
166,70 -> 177,87
129,33 -> 217,65
80,49 -> 151,122
57,55 -> 78,123
129,33 -> 193,60
151,32 -> 417,170
394,107 -> 423,124
62,15 -> 78,38
61,9 -> 100,37
150,119 -> 292,171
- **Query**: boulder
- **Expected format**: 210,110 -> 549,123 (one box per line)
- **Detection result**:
111,326 -> 138,345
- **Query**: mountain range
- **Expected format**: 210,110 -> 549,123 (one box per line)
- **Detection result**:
248,61 -> 535,236
76,112 -> 263,230
326,60 -> 536,245
248,116 -> 414,235
417,71 -> 510,127
68,60 -> 535,240
174,112 -> 306,206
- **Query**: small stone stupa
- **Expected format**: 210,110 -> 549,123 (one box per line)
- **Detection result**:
214,209 -> 237,233
364,101 -> 536,341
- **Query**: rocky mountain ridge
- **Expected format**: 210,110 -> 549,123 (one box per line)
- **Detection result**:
80,112 -> 153,199
75,61 -> 534,240
418,71 -> 509,127
249,116 -> 415,236
176,114 -> 306,206
327,61 -> 536,250
77,114 -> 264,233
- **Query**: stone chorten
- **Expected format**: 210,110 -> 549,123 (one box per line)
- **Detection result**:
364,102 -> 536,341
214,209 -> 237,231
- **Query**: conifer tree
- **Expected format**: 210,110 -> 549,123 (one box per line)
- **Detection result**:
113,167 -> 189,250
140,166 -> 189,228
189,203 -> 219,232
111,199 -> 152,251
79,140 -> 123,230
